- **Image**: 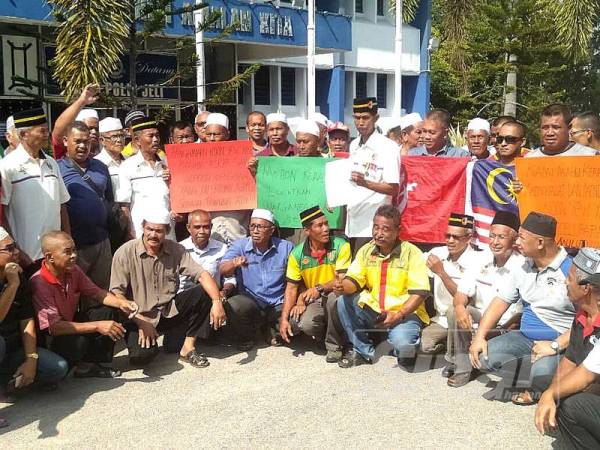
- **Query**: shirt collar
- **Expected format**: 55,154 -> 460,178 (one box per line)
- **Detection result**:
575,309 -> 600,338
302,238 -> 333,257
13,144 -> 47,163
450,245 -> 476,267
369,241 -> 402,259
136,238 -> 171,257
189,238 -> 219,255
528,247 -> 568,273
244,236 -> 275,254
40,260 -> 65,286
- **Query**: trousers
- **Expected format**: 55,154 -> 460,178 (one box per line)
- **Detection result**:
556,392 -> 600,449
224,294 -> 282,342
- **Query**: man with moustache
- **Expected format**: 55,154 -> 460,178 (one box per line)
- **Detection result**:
327,122 -> 350,155
409,109 -> 468,157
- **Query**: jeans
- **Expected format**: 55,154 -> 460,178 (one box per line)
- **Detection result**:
478,330 -> 560,393
337,293 -> 423,360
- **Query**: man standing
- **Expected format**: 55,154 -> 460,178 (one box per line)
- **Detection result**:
327,122 -> 350,155
294,120 -> 322,157
3,116 -> 19,155
279,206 -> 352,362
491,121 -> 528,166
58,122 -> 113,292
420,213 -> 482,354
335,205 -> 430,368
466,118 -> 492,160
409,109 -> 468,157
194,110 -> 211,143
569,111 -> 600,152
96,117 -> 125,195
398,112 -> 425,155
220,209 -> 293,351
257,113 -> 297,157
246,111 -> 267,153
346,97 -> 400,239
121,110 -> 146,158
470,212 -> 576,405
110,211 -> 226,367
0,107 -> 71,262
204,113 -> 230,142
169,121 -> 195,145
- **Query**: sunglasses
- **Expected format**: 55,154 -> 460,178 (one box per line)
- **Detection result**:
445,233 -> 469,240
496,135 -> 522,145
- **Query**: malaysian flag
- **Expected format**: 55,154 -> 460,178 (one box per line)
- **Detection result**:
466,160 -> 519,247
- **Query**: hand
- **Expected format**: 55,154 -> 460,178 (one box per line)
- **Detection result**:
279,318 -> 293,343
95,320 -> 126,341
170,212 -> 184,222
137,320 -> 158,348
298,288 -> 320,304
162,168 -> 171,183
14,358 -> 36,388
512,177 -> 523,194
210,300 -> 227,330
381,311 -> 402,328
247,158 -> 258,176
535,391 -> 557,435
4,262 -> 22,286
118,299 -> 138,318
350,171 -> 367,187
455,305 -> 473,331
79,83 -> 99,105
469,337 -> 488,369
531,341 -> 556,363
289,302 -> 306,322
232,256 -> 247,268
426,255 -> 444,276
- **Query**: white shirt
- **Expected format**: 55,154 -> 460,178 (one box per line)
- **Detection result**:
346,132 -> 400,237
94,148 -> 122,195
457,250 -> 523,326
116,150 -> 173,239
583,339 -> 600,375
526,143 -> 597,157
425,245 -> 484,328
178,237 -> 236,292
0,145 -> 70,260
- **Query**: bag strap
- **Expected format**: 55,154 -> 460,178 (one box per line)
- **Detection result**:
65,158 -> 105,200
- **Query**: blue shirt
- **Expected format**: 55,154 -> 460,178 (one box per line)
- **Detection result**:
58,157 -> 112,247
408,143 -> 469,157
222,236 -> 293,308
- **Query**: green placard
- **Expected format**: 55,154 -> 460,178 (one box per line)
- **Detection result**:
257,157 -> 344,229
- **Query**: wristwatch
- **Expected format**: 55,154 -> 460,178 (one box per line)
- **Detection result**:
550,340 -> 560,354
26,352 -> 39,360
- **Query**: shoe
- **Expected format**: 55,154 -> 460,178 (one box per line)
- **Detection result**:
325,350 -> 342,363
447,370 -> 478,388
338,351 -> 371,368
237,340 -> 255,352
179,350 -> 210,369
441,364 -> 456,378
74,364 -> 121,379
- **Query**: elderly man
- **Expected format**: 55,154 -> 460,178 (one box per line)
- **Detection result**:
335,205 -> 430,368
257,113 -> 297,157
346,97 -> 400,240
420,213 -> 483,355
535,249 -> 600,447
194,110 -> 211,143
110,210 -> 226,367
58,122 -> 112,293
327,122 -> 350,155
246,111 -> 267,153
409,109 -> 468,157
310,112 -> 330,153
169,121 -> 195,145
444,211 -> 524,387
527,103 -> 596,157
96,118 -> 125,195
204,113 -> 230,142
31,231 -> 137,378
0,107 -> 71,263
279,206 -> 352,362
3,116 -> 19,155
121,110 -> 146,158
398,113 -> 425,155
466,118 -> 492,160
470,212 -> 576,405
569,111 -> 600,152
491,121 -> 528,166
220,209 -> 293,351
294,119 -> 322,157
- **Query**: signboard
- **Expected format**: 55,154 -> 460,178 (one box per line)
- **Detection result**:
1,35 -> 38,96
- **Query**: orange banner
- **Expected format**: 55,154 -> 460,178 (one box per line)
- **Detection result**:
166,141 -> 257,213
516,156 -> 600,248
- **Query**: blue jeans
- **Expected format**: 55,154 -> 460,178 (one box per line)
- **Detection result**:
478,330 -> 560,393
337,293 -> 423,360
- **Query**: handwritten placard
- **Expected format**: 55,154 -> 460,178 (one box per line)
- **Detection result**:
516,156 -> 600,248
166,141 -> 257,213
257,157 -> 344,228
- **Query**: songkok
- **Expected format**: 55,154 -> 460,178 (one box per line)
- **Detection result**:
144,209 -> 171,225
310,113 -> 329,128
448,213 -> 474,229
574,248 -> 600,277
5,116 -> 15,132
295,119 -> 320,138
205,113 -> 229,129
76,109 -> 99,121
124,110 -> 145,127
491,211 -> 520,233
266,113 -> 287,125
99,117 -> 123,134
521,211 -> 557,238
0,227 -> 9,241
467,118 -> 491,134
251,208 -> 275,224
300,206 -> 325,227
400,112 -> 423,130
353,97 -> 378,114
328,121 -> 350,134
130,116 -> 158,133
13,107 -> 47,129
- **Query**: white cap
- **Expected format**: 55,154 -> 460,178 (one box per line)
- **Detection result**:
376,117 -> 401,136
76,109 -> 99,121
205,113 -> 229,129
99,117 -> 123,134
400,112 -> 423,130
144,209 -> 171,225
5,116 -> 15,132
251,208 -> 275,224
467,118 -> 491,134
0,227 -> 9,241
310,112 -> 329,128
295,119 -> 321,138
266,113 -> 287,125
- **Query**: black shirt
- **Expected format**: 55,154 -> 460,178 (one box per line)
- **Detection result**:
0,275 -> 33,354
564,311 -> 600,365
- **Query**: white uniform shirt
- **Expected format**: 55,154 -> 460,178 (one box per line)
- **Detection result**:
116,150 -> 173,238
457,250 -> 524,326
0,144 -> 70,260
425,245 -> 484,328
178,237 -> 236,292
94,148 -> 122,195
526,143 -> 597,157
583,339 -> 600,375
346,132 -> 400,238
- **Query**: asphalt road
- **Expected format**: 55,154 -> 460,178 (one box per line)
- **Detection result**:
1,337 -> 556,449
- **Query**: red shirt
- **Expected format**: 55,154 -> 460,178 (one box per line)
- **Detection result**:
31,261 -> 104,330
255,143 -> 297,157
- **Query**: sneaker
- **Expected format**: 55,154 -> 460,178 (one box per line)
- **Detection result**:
325,350 -> 342,363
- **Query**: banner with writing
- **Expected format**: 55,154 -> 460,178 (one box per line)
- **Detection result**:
516,156 -> 600,248
166,141 -> 257,213
257,157 -> 344,229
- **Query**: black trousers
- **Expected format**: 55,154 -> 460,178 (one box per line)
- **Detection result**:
125,285 -> 212,363
50,306 -> 118,366
557,392 -> 600,450
224,294 -> 282,342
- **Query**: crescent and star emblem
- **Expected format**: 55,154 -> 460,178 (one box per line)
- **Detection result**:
486,167 -> 517,205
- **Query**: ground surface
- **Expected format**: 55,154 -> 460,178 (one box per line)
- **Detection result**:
1,337 -> 556,449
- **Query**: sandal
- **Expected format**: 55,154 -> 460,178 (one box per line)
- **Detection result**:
74,364 -> 121,379
179,350 -> 210,368
511,390 -> 536,406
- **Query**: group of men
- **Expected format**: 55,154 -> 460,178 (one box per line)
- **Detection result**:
1,86 -> 600,448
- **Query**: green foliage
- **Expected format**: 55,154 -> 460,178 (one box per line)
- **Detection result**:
388,0 -> 421,23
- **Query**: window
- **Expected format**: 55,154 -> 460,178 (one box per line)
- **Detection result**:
280,67 -> 296,106
355,0 -> 363,14
254,66 -> 271,105
377,74 -> 387,109
355,72 -> 367,99
377,0 -> 385,16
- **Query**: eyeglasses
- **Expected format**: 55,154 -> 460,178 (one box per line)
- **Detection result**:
0,243 -> 17,254
496,135 -> 522,145
249,224 -> 272,231
195,121 -> 206,127
445,233 -> 469,240
569,128 -> 589,137
103,134 -> 125,142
